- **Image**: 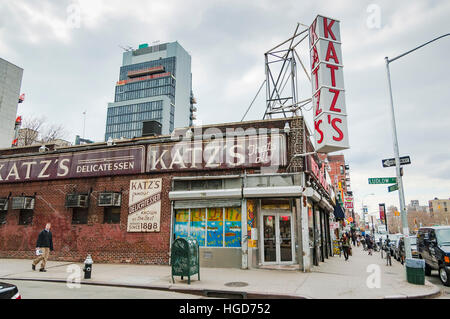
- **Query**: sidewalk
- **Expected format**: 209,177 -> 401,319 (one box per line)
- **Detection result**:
0,246 -> 440,299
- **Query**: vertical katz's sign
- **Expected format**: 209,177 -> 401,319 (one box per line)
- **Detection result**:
309,15 -> 349,153
128,179 -> 162,232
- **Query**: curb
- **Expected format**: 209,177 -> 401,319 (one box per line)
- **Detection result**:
0,277 -> 308,299
384,280 -> 442,299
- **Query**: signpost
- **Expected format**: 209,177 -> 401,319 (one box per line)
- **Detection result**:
382,156 -> 411,168
388,184 -> 399,192
368,177 -> 397,184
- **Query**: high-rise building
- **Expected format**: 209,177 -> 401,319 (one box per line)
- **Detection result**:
0,58 -> 23,148
105,42 -> 195,141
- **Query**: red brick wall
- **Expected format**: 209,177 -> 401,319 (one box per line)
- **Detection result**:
0,173 -> 174,264
0,117 -> 303,264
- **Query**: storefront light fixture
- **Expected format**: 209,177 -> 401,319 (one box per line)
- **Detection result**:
284,122 -> 290,134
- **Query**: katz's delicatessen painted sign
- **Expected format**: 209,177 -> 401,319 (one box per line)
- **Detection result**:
309,15 -> 350,153
127,179 -> 162,232
0,146 -> 145,183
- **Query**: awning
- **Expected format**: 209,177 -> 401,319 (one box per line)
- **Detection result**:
333,204 -> 345,220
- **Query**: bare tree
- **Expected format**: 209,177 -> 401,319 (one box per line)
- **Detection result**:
18,116 -> 68,146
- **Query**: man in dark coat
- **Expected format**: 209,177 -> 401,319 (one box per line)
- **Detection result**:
32,223 -> 54,272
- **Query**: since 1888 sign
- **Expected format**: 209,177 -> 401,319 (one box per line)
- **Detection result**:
309,15 -> 350,153
128,179 -> 162,232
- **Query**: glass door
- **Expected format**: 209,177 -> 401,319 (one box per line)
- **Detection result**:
263,215 -> 277,263
261,212 -> 294,264
279,215 -> 293,262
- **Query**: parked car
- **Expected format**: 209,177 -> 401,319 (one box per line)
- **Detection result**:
417,226 -> 450,286
396,235 -> 419,264
0,282 -> 21,299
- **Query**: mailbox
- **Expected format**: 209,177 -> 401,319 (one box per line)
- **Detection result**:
171,237 -> 200,284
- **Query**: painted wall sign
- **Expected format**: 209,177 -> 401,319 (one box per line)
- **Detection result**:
0,146 -> 145,184
307,155 -> 330,194
309,15 -> 349,153
146,134 -> 287,172
127,178 -> 162,232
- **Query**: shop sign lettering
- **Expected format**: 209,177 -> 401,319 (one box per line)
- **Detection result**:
0,146 -> 145,183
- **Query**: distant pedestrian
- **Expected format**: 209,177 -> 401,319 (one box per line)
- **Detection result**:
366,234 -> 373,255
341,234 -> 351,261
357,235 -> 361,247
351,232 -> 356,246
32,223 -> 54,272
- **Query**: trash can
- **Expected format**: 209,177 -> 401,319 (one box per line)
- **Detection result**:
171,237 -> 200,284
405,258 -> 425,285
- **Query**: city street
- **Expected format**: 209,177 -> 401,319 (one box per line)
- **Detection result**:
2,279 -> 208,299
426,271 -> 450,299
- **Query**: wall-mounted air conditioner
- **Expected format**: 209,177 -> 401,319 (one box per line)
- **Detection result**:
0,198 -> 9,211
65,194 -> 89,208
11,197 -> 35,210
98,192 -> 122,207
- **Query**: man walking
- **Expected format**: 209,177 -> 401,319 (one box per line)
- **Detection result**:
32,223 -> 54,272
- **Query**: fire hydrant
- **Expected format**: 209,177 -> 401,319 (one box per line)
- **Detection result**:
83,254 -> 93,279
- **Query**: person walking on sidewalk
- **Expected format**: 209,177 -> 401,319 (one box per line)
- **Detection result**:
366,234 -> 373,255
32,223 -> 54,272
341,234 -> 351,261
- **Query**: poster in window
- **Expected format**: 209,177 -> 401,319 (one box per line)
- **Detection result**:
207,208 -> 223,247
225,207 -> 241,247
190,208 -> 206,246
174,209 -> 189,239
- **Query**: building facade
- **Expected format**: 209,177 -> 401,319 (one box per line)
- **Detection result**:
429,198 -> 450,213
0,58 -> 23,149
0,117 -> 338,271
105,42 -> 195,140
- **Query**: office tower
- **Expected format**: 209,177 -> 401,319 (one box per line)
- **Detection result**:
0,58 -> 23,148
105,42 -> 195,140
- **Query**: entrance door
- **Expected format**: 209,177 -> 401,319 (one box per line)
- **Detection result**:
261,212 -> 294,264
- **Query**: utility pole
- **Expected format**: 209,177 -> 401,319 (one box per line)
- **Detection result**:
384,33 -> 450,260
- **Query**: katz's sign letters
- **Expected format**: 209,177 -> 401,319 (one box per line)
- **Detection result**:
309,15 -> 349,153
0,146 -> 145,183
127,179 -> 162,233
147,134 -> 287,172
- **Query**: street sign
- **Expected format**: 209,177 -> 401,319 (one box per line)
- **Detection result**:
382,156 -> 411,168
388,183 -> 398,192
368,177 -> 397,184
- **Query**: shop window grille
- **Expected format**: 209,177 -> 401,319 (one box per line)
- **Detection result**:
0,211 -> 7,226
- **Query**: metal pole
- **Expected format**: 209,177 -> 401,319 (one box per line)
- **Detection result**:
384,57 -> 411,259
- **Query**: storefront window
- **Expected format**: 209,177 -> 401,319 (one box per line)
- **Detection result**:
225,207 -> 241,247
174,209 -> 189,238
190,209 -> 206,246
207,208 -> 223,247
173,207 -> 242,248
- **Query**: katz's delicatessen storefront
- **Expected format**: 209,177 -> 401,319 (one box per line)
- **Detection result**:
0,117 -> 336,271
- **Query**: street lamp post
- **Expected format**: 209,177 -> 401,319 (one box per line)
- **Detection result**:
384,33 -> 450,260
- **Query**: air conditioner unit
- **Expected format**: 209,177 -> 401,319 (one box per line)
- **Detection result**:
98,192 -> 121,207
11,197 -> 35,210
65,194 -> 89,208
0,198 -> 8,211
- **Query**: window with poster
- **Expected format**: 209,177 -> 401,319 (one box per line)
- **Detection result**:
173,207 -> 242,248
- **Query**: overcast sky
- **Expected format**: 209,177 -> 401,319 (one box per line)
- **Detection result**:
1,0 -> 449,216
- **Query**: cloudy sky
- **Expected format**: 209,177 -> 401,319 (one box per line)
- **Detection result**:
1,0 -> 449,216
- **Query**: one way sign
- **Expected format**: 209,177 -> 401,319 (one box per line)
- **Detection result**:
382,156 -> 411,168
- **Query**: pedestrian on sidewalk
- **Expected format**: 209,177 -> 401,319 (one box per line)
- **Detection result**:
341,234 -> 351,261
366,234 -> 373,256
32,223 -> 54,272
351,232 -> 356,246
357,235 -> 361,247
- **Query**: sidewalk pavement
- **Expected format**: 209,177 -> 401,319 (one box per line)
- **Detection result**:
0,246 -> 441,299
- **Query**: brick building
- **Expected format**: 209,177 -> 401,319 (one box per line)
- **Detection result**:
0,117 -> 337,271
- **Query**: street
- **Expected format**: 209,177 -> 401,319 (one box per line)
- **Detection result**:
426,271 -> 450,299
2,279 -> 209,299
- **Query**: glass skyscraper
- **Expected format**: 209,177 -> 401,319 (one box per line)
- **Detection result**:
0,58 -> 23,149
105,42 -> 195,140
